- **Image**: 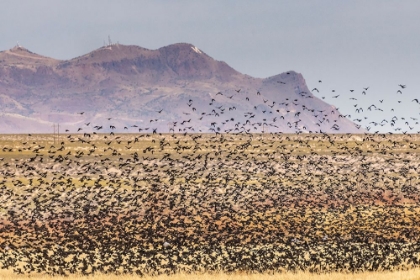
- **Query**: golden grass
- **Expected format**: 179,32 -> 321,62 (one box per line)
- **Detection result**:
1,269 -> 420,280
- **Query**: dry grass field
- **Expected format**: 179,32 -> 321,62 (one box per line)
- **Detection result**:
1,132 -> 420,278
1,269 -> 420,280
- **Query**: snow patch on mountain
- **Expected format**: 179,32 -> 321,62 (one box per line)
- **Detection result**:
191,46 -> 202,54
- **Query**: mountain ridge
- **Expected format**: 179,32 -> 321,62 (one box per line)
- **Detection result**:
0,43 -> 362,134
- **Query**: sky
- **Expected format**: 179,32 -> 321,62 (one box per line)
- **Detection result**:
1,0 -> 420,133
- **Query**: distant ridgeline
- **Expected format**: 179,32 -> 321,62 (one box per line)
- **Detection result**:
1,42 -> 364,134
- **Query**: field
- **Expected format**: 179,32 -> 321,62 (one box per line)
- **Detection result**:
1,269 -> 420,280
1,132 -> 420,278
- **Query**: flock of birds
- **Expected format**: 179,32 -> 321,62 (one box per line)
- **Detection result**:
73,72 -> 354,134
0,80 -> 420,276
65,76 -> 420,136
314,82 -> 420,133
1,131 -> 420,276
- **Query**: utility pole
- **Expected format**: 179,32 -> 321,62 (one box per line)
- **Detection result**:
52,124 -> 56,145
52,123 -> 60,145
262,123 -> 265,140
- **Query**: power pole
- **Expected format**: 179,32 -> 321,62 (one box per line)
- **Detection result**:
52,123 -> 60,145
52,124 -> 56,145
262,123 -> 265,140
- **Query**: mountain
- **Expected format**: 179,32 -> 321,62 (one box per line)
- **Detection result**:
0,43 -> 363,134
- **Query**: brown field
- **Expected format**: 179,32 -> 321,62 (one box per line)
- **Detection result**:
1,132 -> 420,278
2,269 -> 420,280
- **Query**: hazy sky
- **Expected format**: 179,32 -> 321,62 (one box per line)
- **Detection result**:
1,0 -> 420,132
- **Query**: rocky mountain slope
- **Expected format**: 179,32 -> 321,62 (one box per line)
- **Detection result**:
0,43 -> 363,134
